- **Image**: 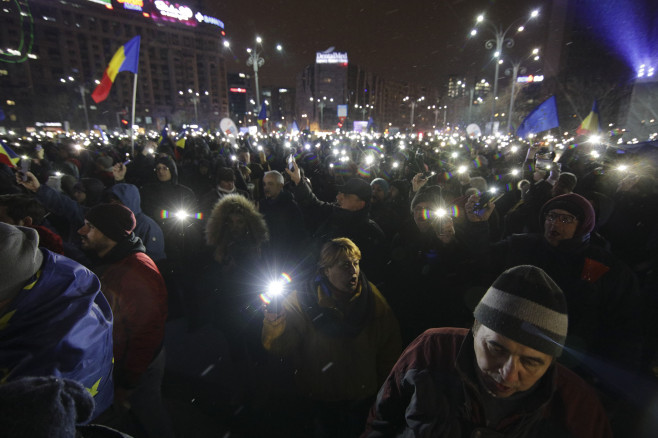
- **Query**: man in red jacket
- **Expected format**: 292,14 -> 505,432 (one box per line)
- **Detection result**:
78,203 -> 172,437
363,265 -> 612,438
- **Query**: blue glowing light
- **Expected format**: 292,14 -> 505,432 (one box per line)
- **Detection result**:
576,0 -> 658,79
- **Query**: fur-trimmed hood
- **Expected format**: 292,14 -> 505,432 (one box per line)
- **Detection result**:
205,194 -> 269,262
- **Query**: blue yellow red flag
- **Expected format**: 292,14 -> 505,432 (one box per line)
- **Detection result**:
0,140 -> 20,167
576,100 -> 601,136
92,36 -> 141,103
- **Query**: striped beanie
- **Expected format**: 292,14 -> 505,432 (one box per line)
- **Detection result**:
474,265 -> 568,357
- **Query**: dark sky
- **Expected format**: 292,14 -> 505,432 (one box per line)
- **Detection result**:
205,0 -> 548,88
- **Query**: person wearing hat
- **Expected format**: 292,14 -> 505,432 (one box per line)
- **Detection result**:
198,166 -> 250,217
138,154 -> 196,222
363,265 -> 612,437
286,159 -> 387,282
137,154 -> 198,263
77,203 -> 172,437
0,222 -> 114,420
464,192 -> 642,433
387,185 -> 483,345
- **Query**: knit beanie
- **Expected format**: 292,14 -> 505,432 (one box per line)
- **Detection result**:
0,376 -> 94,438
474,265 -> 568,357
85,203 -> 136,242
540,192 -> 596,238
0,223 -> 44,302
371,178 -> 390,195
410,185 -> 443,212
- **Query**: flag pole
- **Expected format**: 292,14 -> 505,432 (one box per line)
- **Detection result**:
130,73 -> 138,156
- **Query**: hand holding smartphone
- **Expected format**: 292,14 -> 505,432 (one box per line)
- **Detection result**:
19,158 -> 31,181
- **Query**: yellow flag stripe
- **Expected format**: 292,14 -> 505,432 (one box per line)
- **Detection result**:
106,46 -> 127,82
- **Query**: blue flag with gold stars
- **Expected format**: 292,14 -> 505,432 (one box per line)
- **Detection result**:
516,95 -> 559,138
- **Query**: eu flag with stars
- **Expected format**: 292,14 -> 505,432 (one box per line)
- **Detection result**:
516,95 -> 559,139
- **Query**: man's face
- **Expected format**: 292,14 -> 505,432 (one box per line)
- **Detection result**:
543,208 -> 579,247
73,190 -> 86,204
533,169 -> 547,183
228,213 -> 247,236
336,192 -> 365,211
263,174 -> 283,199
371,184 -> 387,204
77,220 -> 116,256
324,254 -> 360,295
473,323 -> 552,398
413,201 -> 434,233
219,179 -> 235,191
155,164 -> 172,182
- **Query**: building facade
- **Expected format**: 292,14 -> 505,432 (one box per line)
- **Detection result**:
0,0 -> 228,131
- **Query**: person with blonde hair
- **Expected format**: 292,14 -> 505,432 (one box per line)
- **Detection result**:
262,237 -> 401,437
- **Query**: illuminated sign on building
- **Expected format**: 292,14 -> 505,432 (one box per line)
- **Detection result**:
195,12 -> 224,29
517,75 -> 544,83
85,0 -> 225,31
118,0 -> 144,11
86,0 -> 112,6
153,1 -> 193,19
230,88 -> 247,93
316,52 -> 349,64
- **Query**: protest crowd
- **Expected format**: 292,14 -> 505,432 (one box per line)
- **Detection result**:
0,122 -> 657,437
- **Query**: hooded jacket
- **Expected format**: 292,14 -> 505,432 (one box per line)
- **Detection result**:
139,155 -> 197,221
205,193 -> 269,265
108,183 -> 166,261
0,248 -> 114,420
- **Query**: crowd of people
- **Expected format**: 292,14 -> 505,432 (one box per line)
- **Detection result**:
0,127 -> 657,437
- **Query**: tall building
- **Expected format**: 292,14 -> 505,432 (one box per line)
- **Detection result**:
295,50 -> 440,131
0,0 -> 228,130
447,76 -> 466,98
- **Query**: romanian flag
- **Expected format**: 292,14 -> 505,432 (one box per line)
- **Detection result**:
91,36 -> 141,103
0,141 -> 20,168
576,100 -> 601,136
257,102 -> 267,132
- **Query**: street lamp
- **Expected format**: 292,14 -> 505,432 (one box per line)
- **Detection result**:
470,9 -> 540,132
506,48 -> 541,133
315,96 -> 333,130
179,89 -> 208,123
230,36 -> 283,110
60,76 -> 90,131
403,96 -> 425,129
354,103 -> 371,120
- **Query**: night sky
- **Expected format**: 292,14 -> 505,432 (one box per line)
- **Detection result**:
205,0 -> 548,89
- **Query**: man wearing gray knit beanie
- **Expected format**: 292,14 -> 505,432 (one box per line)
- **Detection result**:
363,265 -> 612,438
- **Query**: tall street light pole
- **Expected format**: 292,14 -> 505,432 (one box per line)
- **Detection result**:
506,48 -> 540,133
238,36 -> 283,111
404,96 -> 425,130
61,76 -> 90,132
470,9 -> 539,133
